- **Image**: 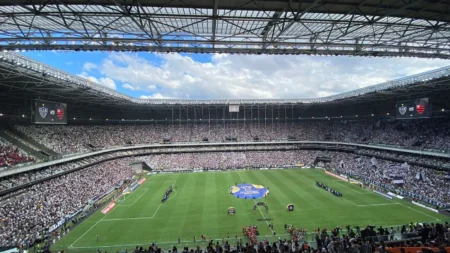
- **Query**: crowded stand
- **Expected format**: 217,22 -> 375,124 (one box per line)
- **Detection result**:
130,221 -> 450,253
142,151 -> 315,171
1,121 -> 450,251
331,153 -> 450,208
14,118 -> 450,155
0,153 -> 116,191
0,145 -> 300,192
355,149 -> 450,170
0,136 -> 34,168
0,149 -> 448,249
0,158 -> 134,247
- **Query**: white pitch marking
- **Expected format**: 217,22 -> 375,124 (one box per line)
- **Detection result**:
334,181 -> 365,194
71,180 -> 177,247
395,201 -> 441,221
237,172 -> 275,235
101,180 -> 176,222
71,234 -> 293,249
119,188 -> 149,206
101,217 -> 154,221
301,174 -> 361,206
69,217 -> 104,248
72,220 -> 427,250
356,203 -> 400,207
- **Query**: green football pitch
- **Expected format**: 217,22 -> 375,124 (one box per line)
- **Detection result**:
53,169 -> 447,252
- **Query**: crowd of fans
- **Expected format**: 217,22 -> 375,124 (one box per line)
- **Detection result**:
0,137 -> 34,168
0,149 -> 447,249
0,158 -> 134,247
0,145 -> 299,191
355,149 -> 450,170
0,119 -> 449,250
330,153 -> 450,207
130,222 -> 450,253
0,153 -> 118,191
14,118 -> 450,155
142,151 -> 314,171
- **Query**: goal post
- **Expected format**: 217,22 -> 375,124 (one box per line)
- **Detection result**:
349,179 -> 364,188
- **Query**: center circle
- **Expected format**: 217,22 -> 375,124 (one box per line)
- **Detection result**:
229,183 -> 269,199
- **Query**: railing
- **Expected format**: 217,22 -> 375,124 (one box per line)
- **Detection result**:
1,140 -> 450,179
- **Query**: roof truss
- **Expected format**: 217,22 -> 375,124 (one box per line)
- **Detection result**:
0,0 -> 449,58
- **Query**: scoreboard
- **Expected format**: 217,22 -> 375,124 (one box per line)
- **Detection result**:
396,98 -> 431,119
33,100 -> 67,124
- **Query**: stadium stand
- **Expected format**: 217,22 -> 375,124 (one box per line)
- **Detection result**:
1,116 -> 450,252
1,1 -> 450,250
0,136 -> 34,168
0,158 -> 134,247
13,118 -> 450,156
0,149 -> 449,249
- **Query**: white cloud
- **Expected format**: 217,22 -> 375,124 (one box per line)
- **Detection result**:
83,62 -> 97,71
83,53 -> 450,99
140,93 -> 170,99
78,72 -> 117,90
122,83 -> 139,91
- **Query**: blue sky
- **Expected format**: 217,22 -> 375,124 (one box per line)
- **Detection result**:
22,51 -> 450,100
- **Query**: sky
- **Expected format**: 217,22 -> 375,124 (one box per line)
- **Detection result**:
22,51 -> 450,100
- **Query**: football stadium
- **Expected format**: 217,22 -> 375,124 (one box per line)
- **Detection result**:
0,1 -> 450,253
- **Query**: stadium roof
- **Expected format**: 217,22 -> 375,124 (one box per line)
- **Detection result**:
1,51 -> 450,122
0,0 -> 450,58
1,52 -> 450,106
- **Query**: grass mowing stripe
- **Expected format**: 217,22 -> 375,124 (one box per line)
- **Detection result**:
237,172 -> 275,235
333,181 -> 365,194
393,199 -> 441,221
54,170 -> 448,253
300,172 -> 359,206
119,188 -> 149,206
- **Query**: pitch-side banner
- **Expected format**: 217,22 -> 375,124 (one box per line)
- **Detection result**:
396,98 -> 431,119
33,100 -> 67,124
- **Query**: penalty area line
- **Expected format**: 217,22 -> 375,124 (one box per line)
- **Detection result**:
333,181 -> 365,195
302,174 -> 360,207
101,180 -> 177,223
69,217 -> 104,248
70,181 -> 177,247
118,188 -> 149,207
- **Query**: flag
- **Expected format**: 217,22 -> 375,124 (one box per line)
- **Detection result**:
415,172 -> 422,180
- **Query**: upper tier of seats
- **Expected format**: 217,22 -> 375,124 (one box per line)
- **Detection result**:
14,118 -> 450,155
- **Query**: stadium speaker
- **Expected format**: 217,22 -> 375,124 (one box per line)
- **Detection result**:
202,137 -> 209,142
163,138 -> 171,144
253,136 -> 259,141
